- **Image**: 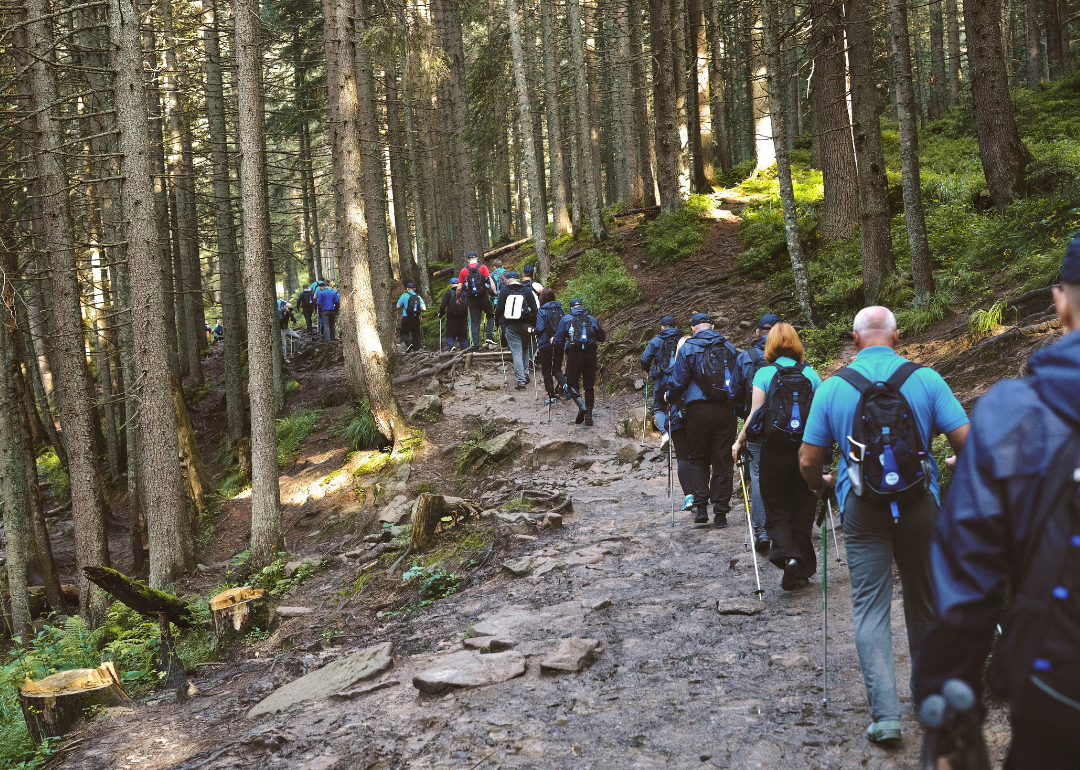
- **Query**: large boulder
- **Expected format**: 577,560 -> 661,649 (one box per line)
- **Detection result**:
408,395 -> 442,421
377,495 -> 415,526
531,439 -> 589,467
484,431 -> 521,462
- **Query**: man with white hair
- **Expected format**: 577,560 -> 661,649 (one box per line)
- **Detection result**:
799,305 -> 969,746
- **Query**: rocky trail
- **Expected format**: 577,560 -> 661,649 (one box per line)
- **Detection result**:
51,211 -> 1014,769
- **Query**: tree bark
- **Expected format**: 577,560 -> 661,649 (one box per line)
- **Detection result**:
539,0 -> 572,232
109,0 -> 193,587
630,0 -> 658,205
812,0 -> 859,242
650,0 -> 682,211
24,0 -> 112,621
566,0 -> 608,237
761,0 -> 815,324
966,0 -> 1033,210
385,67 -> 417,291
1044,0 -> 1064,78
234,0 -> 283,569
403,92 -> 433,299
506,0 -> 552,281
323,0 -> 411,447
847,0 -> 897,302
750,10 -> 774,172
889,0 -> 935,298
929,0 -> 948,118
946,0 -> 963,104
686,0 -> 710,192
1026,0 -> 1043,87
704,0 -> 732,173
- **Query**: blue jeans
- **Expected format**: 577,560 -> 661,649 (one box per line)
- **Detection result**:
842,491 -> 938,722
652,386 -> 668,433
503,322 -> 529,385
746,440 -> 768,540
321,309 -> 337,342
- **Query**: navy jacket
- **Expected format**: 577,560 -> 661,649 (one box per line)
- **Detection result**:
732,336 -> 768,418
913,330 -> 1080,704
553,306 -> 606,351
440,288 -> 468,318
665,329 -> 740,408
641,328 -> 682,379
534,301 -> 565,350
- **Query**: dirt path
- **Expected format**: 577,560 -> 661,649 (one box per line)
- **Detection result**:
53,212 -> 1012,769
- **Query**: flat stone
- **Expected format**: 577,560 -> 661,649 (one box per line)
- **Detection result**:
283,558 -> 316,577
463,636 -> 517,653
542,512 -> 563,529
483,431 -> 521,462
739,320 -> 753,329
531,558 -> 559,577
563,551 -> 604,566
581,596 -> 612,611
382,463 -> 411,499
502,556 -> 537,576
634,379 -> 645,390
378,496 -> 416,526
408,394 -> 442,420
532,439 -> 589,464
276,606 -> 315,618
412,650 -> 527,694
716,598 -> 765,616
329,679 -> 399,700
769,653 -> 812,669
247,642 -> 393,718
540,638 -> 600,674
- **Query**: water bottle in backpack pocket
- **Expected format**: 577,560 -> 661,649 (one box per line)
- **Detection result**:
749,365 -> 814,444
569,316 -> 596,348
838,361 -> 933,519
657,336 -> 680,379
466,265 -> 486,299
406,293 -> 423,317
698,338 -> 735,403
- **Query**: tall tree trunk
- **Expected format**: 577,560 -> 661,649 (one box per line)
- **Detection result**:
110,0 -> 193,587
506,0 -> 552,280
947,0 -> 963,104
323,0 -> 411,446
1044,0 -> 1064,78
1059,0 -> 1071,74
687,0 -> 710,192
1027,0 -> 1043,86
24,0 -> 112,621
539,0 -> 572,232
813,0 -> 859,241
847,0 -> 897,302
234,0 -> 283,569
403,92 -> 432,299
705,0 -> 733,173
751,11 -> 774,171
650,0 -> 682,211
782,2 -> 800,149
386,68 -> 417,290
201,0 -> 244,444
761,0 -> 815,324
967,0 -> 1033,210
568,0 -> 608,236
630,0 -> 658,204
889,0 -> 935,298
930,0 -> 948,117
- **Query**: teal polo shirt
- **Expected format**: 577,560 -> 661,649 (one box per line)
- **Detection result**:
801,346 -> 969,512
752,356 -> 823,393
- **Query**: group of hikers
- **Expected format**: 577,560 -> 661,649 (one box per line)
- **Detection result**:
628,238 -> 1080,766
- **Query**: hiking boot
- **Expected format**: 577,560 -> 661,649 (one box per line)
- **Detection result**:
583,409 -> 593,426
681,494 -> 693,511
781,558 -> 803,591
659,432 -> 670,451
866,719 -> 902,744
693,508 -> 709,524
575,408 -> 587,424
485,337 -> 496,345
713,512 -> 728,529
515,383 -> 527,391
755,537 -> 771,555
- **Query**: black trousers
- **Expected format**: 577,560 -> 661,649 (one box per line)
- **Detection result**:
564,344 -> 598,408
400,315 -> 421,347
684,400 -> 737,514
303,311 -> 313,334
1007,673 -> 1080,768
446,314 -> 469,348
760,438 -> 817,575
539,344 -> 566,397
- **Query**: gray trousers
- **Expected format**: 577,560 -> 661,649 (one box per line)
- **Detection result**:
503,322 -> 530,385
842,491 -> 938,722
746,440 -> 768,540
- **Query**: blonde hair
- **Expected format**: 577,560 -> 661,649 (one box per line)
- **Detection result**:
764,322 -> 804,364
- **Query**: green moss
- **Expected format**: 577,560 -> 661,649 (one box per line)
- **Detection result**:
560,248 -> 641,316
642,194 -> 713,266
36,450 -> 69,507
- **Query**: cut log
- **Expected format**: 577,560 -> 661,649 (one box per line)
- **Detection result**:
210,586 -> 266,633
410,493 -> 442,550
83,566 -> 197,628
483,237 -> 530,258
19,661 -> 132,743
24,584 -> 80,618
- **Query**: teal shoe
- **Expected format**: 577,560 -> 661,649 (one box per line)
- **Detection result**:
682,494 -> 693,511
866,719 -> 902,743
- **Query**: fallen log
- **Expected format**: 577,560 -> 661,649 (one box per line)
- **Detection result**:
19,661 -> 133,743
1005,285 -> 1053,308
83,566 -> 197,628
392,354 -> 465,385
484,237 -> 530,258
612,205 -> 661,217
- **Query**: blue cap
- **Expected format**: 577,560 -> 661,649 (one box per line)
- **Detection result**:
1062,232 -> 1080,283
468,252 -> 478,260
570,298 -> 584,307
406,282 -> 415,289
508,271 -> 519,279
660,315 -> 676,326
523,265 -> 534,274
690,312 -> 711,326
450,278 -> 458,285
758,313 -> 781,329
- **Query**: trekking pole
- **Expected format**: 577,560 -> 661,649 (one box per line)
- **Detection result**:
532,346 -> 539,403
439,317 -> 442,352
668,438 -> 674,527
500,332 -> 507,388
821,507 -> 829,711
737,451 -> 764,599
827,497 -> 841,564
642,376 -> 649,439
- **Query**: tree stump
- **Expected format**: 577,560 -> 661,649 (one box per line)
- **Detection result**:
410,493 -> 443,551
19,661 -> 132,744
210,586 -> 265,633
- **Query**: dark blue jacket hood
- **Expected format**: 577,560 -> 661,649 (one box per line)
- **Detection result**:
1029,330 -> 1080,425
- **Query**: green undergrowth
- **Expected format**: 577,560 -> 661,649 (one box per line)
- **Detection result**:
183,382 -> 211,405
560,247 -> 641,316
734,71 -> 1080,339
331,399 -> 384,452
276,406 -> 321,467
642,194 -> 713,266
454,417 -> 503,474
36,449 -> 70,507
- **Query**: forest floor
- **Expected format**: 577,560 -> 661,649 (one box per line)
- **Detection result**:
44,204 -> 1058,769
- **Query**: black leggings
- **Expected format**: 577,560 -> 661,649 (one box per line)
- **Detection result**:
539,345 -> 566,397
564,344 -> 598,408
759,439 -> 817,575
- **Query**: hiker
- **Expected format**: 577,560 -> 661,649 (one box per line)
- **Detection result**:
439,279 -> 470,351
732,322 -> 822,590
396,282 -> 426,352
458,252 -> 498,351
664,313 -> 741,527
490,258 -> 508,296
316,280 -> 340,342
799,306 -> 969,745
667,334 -> 695,511
640,315 -> 682,448
278,301 -> 297,361
520,265 -> 542,361
533,287 -> 567,405
299,285 -> 315,336
554,299 -> 606,426
494,271 -> 538,390
912,239 -> 1080,767
212,321 -> 224,341
733,313 -> 780,552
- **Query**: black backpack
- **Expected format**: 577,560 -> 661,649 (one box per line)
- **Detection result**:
698,338 -> 736,403
299,289 -> 312,311
502,287 -> 536,324
449,289 -> 468,316
656,335 -> 680,377
990,431 -> 1080,705
539,304 -> 565,339
406,292 -> 422,317
838,361 -> 931,509
567,314 -> 597,348
752,365 -> 814,444
465,265 -> 486,298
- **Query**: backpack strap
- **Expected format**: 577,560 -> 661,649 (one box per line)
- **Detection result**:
836,366 -> 872,393
884,360 -> 922,390
1018,429 -> 1080,586
748,346 -> 763,365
